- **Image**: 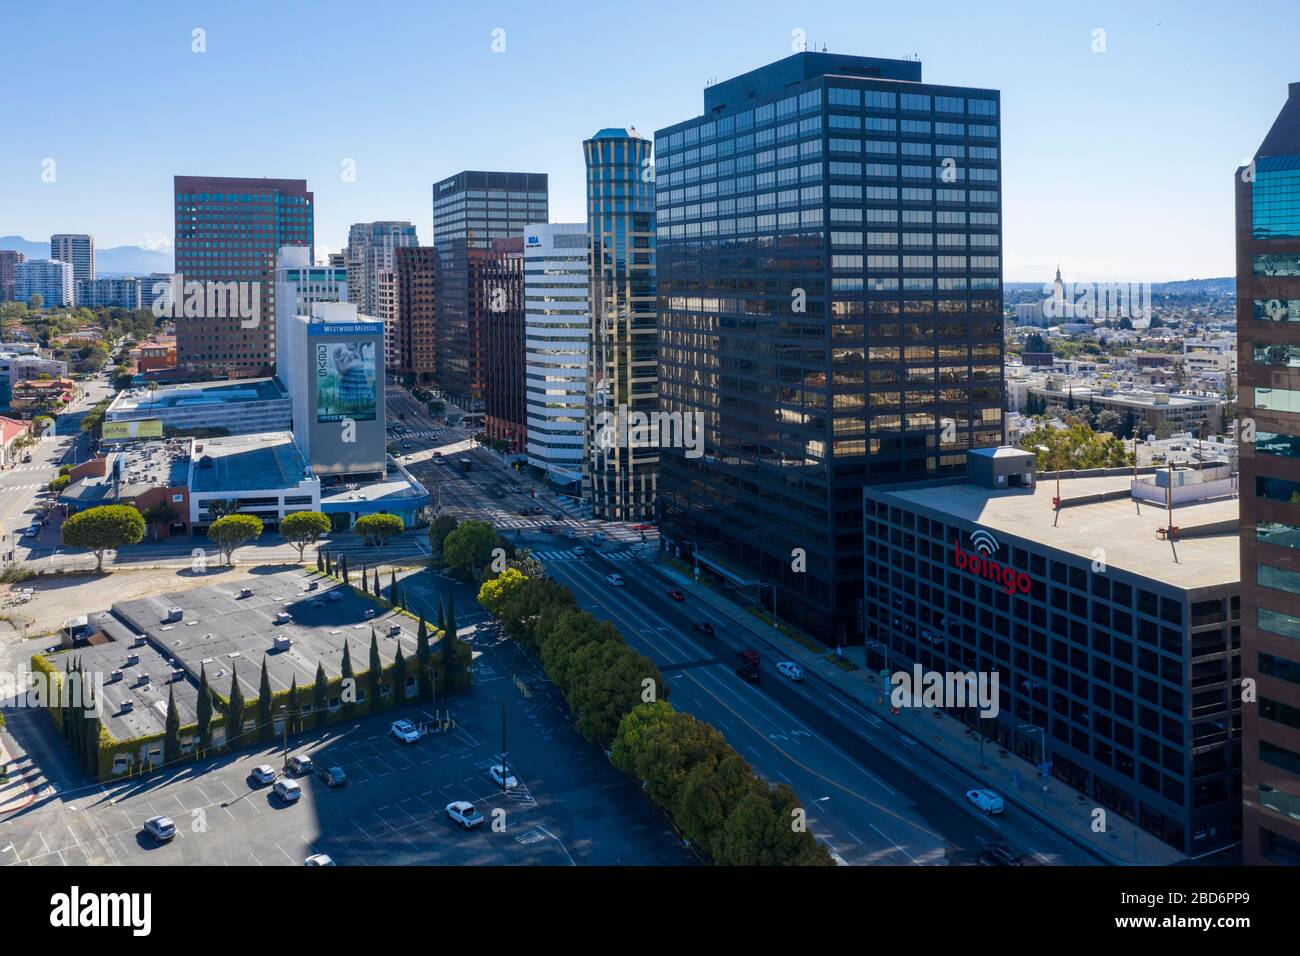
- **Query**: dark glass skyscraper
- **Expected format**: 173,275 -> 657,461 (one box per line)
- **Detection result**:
655,52 -> 1004,643
584,129 -> 658,520
1238,82 -> 1300,866
431,171 -> 547,408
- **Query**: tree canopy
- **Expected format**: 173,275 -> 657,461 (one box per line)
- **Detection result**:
60,504 -> 145,570
208,513 -> 264,565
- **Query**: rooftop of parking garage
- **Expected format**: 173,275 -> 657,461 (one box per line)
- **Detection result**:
110,569 -> 430,709
107,377 -> 286,417
190,431 -> 311,493
867,472 -> 1240,592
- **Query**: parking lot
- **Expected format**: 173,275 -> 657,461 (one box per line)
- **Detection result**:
0,571 -> 696,867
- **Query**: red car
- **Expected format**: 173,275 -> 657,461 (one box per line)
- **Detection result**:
631,523 -> 655,532
666,589 -> 685,602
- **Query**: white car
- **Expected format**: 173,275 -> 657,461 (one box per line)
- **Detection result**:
248,764 -> 277,786
273,779 -> 302,803
143,815 -> 176,843
305,853 -> 335,866
776,661 -> 805,682
489,764 -> 519,790
446,801 -> 485,829
606,573 -> 625,587
966,788 -> 1005,815
288,754 -> 314,776
390,719 -> 421,743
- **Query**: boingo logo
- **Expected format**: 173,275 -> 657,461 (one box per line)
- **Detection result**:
953,530 -> 1032,596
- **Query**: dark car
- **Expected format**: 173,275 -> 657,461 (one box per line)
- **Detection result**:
736,649 -> 761,682
666,589 -> 685,601
319,766 -> 348,788
978,844 -> 1023,866
694,621 -> 715,637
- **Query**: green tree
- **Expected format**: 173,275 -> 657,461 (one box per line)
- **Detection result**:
341,640 -> 356,717
208,513 -> 263,566
287,675 -> 300,735
393,646 -> 408,702
356,513 -> 404,548
257,656 -> 273,742
196,663 -> 213,755
428,514 -> 460,563
368,629 -> 382,712
416,616 -> 432,701
60,504 -> 145,571
566,642 -> 666,745
227,668 -> 245,747
142,502 -> 176,541
442,520 -> 504,579
281,511 -> 331,561
163,686 -> 181,763
1020,422 -> 1132,470
313,662 -> 329,729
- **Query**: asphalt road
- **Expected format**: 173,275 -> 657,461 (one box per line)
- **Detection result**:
521,532 -> 1101,866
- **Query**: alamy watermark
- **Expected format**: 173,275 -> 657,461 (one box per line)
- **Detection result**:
594,404 -> 704,459
3,668 -> 104,718
1043,280 -> 1152,322
890,664 -> 1000,718
150,274 -> 260,328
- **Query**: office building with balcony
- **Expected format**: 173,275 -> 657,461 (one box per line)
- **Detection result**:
655,52 -> 1004,642
14,258 -> 73,308
50,234 -> 95,291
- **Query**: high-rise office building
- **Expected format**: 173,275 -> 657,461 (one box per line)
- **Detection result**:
344,221 -> 419,319
14,259 -> 74,308
584,129 -> 657,521
655,52 -> 1004,642
376,268 -> 400,372
524,223 -> 590,489
0,249 -> 25,303
481,237 -> 527,451
393,246 -> 440,383
1238,81 -> 1300,866
173,175 -> 314,379
431,171 -> 548,407
50,234 -> 95,292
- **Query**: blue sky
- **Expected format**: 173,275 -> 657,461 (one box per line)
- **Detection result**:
1,0 -> 1295,281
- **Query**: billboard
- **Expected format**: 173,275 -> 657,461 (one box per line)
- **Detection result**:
315,339 -> 377,423
103,419 -> 164,440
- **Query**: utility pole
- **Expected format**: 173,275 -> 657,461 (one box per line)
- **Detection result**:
280,705 -> 288,772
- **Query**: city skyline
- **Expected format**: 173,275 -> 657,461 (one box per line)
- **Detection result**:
2,1 -> 1297,282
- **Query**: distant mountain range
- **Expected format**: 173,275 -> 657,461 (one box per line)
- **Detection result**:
0,235 -> 172,277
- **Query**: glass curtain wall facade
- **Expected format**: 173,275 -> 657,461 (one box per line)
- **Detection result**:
583,129 -> 658,520
431,171 -> 548,408
1239,81 -> 1300,866
655,52 -> 1004,643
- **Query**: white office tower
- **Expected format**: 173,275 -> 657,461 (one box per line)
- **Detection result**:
275,245 -> 348,384
50,234 -> 95,291
523,223 -> 589,489
344,221 -> 418,318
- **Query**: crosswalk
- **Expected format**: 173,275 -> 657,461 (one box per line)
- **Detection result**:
0,483 -> 48,491
531,549 -> 644,562
2,465 -> 51,474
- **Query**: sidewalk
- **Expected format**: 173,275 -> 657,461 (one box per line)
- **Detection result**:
652,558 -> 1184,866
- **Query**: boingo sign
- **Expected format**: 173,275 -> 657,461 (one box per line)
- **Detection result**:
952,530 -> 1032,596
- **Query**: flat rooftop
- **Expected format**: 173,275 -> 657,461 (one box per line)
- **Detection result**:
320,462 -> 428,507
110,569 -> 438,711
108,377 -> 286,416
869,473 -> 1240,591
190,432 -> 310,493
114,438 -> 191,496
